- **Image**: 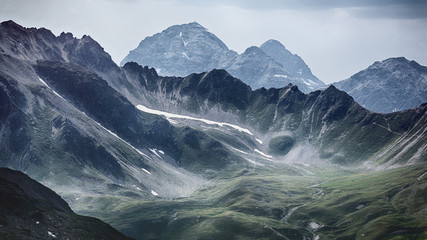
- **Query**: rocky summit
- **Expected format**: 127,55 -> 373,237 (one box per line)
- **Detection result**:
121,22 -> 234,77
334,57 -> 427,113
260,39 -> 324,90
121,22 -> 326,93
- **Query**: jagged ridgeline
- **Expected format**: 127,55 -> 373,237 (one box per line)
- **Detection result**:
121,62 -> 427,165
0,20 -> 426,240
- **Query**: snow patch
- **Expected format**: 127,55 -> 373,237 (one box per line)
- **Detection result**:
179,32 -> 188,46
274,74 -> 288,78
47,231 -> 57,238
136,104 -> 254,136
94,121 -> 150,159
230,147 -> 250,155
38,77 -> 66,101
133,184 -> 141,191
417,172 -> 427,181
301,78 -> 312,86
141,168 -> 151,175
36,221 -> 40,225
168,119 -> 179,124
229,147 -> 263,165
356,204 -> 365,210
302,78 -> 319,87
150,148 -> 162,158
254,149 -> 273,159
256,138 -> 263,144
319,122 -> 328,138
151,190 -> 159,196
182,52 -> 190,59
309,222 -> 322,230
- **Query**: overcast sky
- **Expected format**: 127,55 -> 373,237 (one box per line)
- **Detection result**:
1,0 -> 426,83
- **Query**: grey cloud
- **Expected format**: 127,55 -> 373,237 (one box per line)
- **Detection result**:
164,0 -> 427,18
350,5 -> 427,19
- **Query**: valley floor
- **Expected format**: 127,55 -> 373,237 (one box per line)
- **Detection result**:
66,160 -> 427,240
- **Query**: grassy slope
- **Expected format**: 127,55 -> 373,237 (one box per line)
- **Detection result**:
291,163 -> 427,240
73,162 -> 427,240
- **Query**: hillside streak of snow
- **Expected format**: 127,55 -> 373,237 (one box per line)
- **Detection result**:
136,104 -> 254,136
39,76 -> 151,161
274,74 -> 289,78
150,148 -> 162,158
38,77 -> 66,101
47,231 -> 57,238
254,149 -> 273,159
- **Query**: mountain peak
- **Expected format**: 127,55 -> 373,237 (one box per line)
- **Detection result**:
58,32 -> 74,42
334,57 -> 427,113
259,39 -> 324,90
261,39 -> 286,50
371,57 -> 427,71
1,20 -> 20,28
243,46 -> 266,56
120,22 -> 231,75
180,21 -> 205,29
367,57 -> 427,73
161,21 -> 208,35
1,20 -> 54,36
371,57 -> 410,69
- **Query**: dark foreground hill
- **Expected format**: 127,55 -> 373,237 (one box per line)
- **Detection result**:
0,167 -> 132,240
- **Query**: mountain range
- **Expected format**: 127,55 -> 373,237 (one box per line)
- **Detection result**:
122,22 -> 427,113
121,22 -> 325,93
1,20 -> 426,239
